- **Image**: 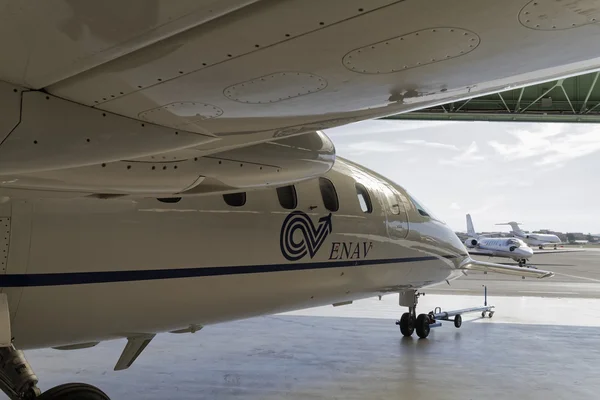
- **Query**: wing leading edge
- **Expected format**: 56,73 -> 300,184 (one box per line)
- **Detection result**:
459,258 -> 554,279
465,249 -> 495,257
533,249 -> 585,254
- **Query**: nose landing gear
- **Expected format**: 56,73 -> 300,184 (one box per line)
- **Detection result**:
0,345 -> 40,399
0,345 -> 110,400
415,313 -> 431,339
395,290 -> 432,339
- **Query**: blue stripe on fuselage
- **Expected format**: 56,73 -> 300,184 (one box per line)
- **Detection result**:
0,255 -> 463,287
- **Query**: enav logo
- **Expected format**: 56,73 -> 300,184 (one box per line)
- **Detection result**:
280,211 -> 332,261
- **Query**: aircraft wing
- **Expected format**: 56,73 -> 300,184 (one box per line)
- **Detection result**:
3,2 -> 600,196
459,258 -> 554,279
465,249 -> 495,257
533,249 -> 585,254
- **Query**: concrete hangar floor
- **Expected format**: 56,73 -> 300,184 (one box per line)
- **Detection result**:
14,249 -> 600,400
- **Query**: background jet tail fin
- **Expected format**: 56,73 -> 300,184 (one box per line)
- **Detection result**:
496,221 -> 523,233
466,214 -> 476,237
460,258 -> 554,279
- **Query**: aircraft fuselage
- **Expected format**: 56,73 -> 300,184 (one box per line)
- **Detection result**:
0,158 -> 467,350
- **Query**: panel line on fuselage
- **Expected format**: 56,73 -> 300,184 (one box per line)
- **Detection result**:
0,255 -> 462,287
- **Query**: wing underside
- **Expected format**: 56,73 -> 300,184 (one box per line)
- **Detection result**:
2,1 -> 600,196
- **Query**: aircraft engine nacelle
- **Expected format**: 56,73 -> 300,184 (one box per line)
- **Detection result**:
464,238 -> 479,248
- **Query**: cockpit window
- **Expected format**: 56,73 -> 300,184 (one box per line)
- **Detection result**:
380,184 -> 401,215
406,191 -> 436,219
506,239 -> 521,247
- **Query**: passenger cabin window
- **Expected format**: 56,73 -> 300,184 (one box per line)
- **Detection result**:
355,183 -> 372,213
276,185 -> 297,209
157,197 -> 181,203
319,178 -> 339,212
223,192 -> 246,207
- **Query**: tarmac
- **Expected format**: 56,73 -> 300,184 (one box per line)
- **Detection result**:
10,248 -> 600,400
426,248 -> 600,298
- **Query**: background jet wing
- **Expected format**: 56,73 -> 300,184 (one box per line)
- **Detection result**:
460,258 -> 554,279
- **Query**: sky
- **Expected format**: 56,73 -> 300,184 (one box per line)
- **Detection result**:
324,120 -> 600,234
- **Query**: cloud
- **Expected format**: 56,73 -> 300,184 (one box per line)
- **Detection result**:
481,179 -> 533,188
469,197 -> 506,216
487,123 -> 563,160
488,123 -> 600,166
450,202 -> 461,210
340,141 -> 406,155
439,141 -> 484,165
404,139 -> 459,151
536,130 -> 600,165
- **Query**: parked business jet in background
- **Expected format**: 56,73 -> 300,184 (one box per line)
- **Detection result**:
0,0 -> 596,398
464,215 -> 534,266
497,222 -> 562,249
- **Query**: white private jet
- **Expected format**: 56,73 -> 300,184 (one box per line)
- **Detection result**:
0,1 -> 597,398
467,215 -> 580,265
464,215 -> 534,266
496,222 -> 562,249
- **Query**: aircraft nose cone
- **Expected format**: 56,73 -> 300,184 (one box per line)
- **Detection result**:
522,247 -> 534,257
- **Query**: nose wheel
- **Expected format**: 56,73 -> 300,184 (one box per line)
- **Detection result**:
415,314 -> 431,339
398,312 -> 415,336
395,290 -> 431,339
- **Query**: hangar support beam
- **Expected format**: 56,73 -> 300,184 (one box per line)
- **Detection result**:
382,71 -> 600,123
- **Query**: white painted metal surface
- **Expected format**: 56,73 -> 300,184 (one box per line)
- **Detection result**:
519,0 -> 600,30
0,131 -> 334,195
36,0 -> 600,138
0,89 -> 216,175
0,0 -> 261,88
0,2 -> 586,395
342,28 -> 480,74
0,157 -> 550,351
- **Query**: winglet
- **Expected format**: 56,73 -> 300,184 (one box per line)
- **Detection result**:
114,334 -> 155,371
